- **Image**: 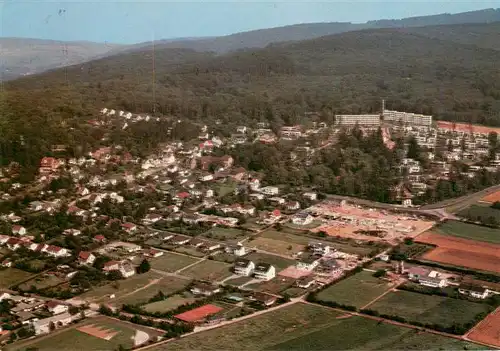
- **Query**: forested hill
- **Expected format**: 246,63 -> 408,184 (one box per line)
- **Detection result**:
3,25 -> 500,173
127,8 -> 500,53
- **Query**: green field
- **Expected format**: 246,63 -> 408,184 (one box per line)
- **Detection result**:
142,294 -> 197,313
0,268 -> 34,288
18,274 -> 65,291
7,316 -> 163,351
150,252 -> 200,272
202,227 -> 249,241
181,260 -> 233,281
316,270 -> 392,308
244,252 -> 296,271
153,303 -> 481,351
113,276 -> 191,305
433,220 -> 500,244
369,290 -> 492,328
79,271 -> 164,303
457,204 -> 500,228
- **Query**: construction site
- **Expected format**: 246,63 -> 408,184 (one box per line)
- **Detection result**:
307,201 -> 435,244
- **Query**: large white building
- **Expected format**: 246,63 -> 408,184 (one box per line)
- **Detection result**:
383,109 -> 432,127
335,114 -> 381,127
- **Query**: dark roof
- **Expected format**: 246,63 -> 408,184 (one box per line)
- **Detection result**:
459,283 -> 487,294
254,262 -> 272,273
234,258 -> 252,268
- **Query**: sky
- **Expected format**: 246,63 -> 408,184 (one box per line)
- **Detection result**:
1,0 -> 500,44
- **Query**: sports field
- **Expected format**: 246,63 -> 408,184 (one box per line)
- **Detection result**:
416,232 -> 500,274
142,294 -> 198,313
150,252 -> 200,272
181,260 -> 233,281
0,268 -> 34,288
431,220 -> 500,244
113,276 -> 191,305
315,270 -> 394,308
369,290 -> 491,329
7,316 -> 163,351
152,303 -> 482,351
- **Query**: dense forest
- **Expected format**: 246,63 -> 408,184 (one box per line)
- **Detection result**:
3,23 -> 500,173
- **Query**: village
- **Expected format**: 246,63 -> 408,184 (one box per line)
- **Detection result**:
0,106 -> 499,350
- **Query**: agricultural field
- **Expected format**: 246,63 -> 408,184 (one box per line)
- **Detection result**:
431,220 -> 500,244
78,271 -> 164,303
150,252 -> 200,272
18,274 -> 65,291
173,246 -> 206,258
224,276 -> 254,286
467,307 -> 500,348
154,303 -> 482,351
142,294 -> 198,313
244,252 -> 296,271
369,290 -> 492,329
0,268 -> 34,288
247,276 -> 296,295
181,259 -> 233,281
457,204 -> 500,227
390,242 -> 432,260
112,276 -> 191,306
202,227 -> 249,241
7,316 -> 163,351
315,270 -> 394,308
416,232 -> 500,274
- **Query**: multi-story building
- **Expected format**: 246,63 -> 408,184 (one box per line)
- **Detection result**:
335,114 -> 380,127
383,109 -> 433,127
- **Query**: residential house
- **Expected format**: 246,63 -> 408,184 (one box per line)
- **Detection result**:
120,261 -> 136,278
43,245 -> 71,258
199,173 -> 214,182
12,225 -> 27,236
296,255 -> 321,271
296,276 -> 316,289
145,249 -> 164,258
269,197 -> 285,205
406,266 -> 431,281
292,212 -> 314,226
233,259 -> 255,276
171,236 -> 190,245
250,292 -> 277,306
285,201 -> 300,211
260,186 -> 279,195
226,243 -> 247,256
78,251 -> 96,266
143,214 -> 163,225
249,178 -> 260,191
121,222 -> 138,232
39,157 -> 61,174
103,261 -> 121,272
63,229 -> 81,236
308,242 -> 331,256
46,301 -> 69,315
253,263 -> 276,281
94,235 -> 106,243
419,275 -> 447,288
458,283 -> 490,299
190,283 -> 221,296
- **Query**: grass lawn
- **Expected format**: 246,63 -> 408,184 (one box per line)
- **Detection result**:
316,270 -> 393,308
369,290 -> 492,328
142,294 -> 197,313
217,182 -> 237,198
181,260 -> 233,281
7,316 -> 163,351
202,227 -> 249,241
113,276 -> 191,306
433,220 -> 500,244
79,271 -> 163,303
224,276 -> 254,286
18,274 -> 65,291
244,252 -> 296,271
154,303 -> 481,351
0,268 -> 34,288
150,252 -> 200,272
173,246 -> 206,258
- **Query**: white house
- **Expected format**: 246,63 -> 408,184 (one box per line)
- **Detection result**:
78,251 -> 96,266
33,312 -> 75,335
46,301 -> 69,315
303,192 -> 318,201
260,186 -> 279,195
292,212 -> 314,226
308,242 -> 330,256
234,259 -> 255,276
296,256 -> 321,271
253,263 -> 276,280
190,283 -> 221,296
458,283 -> 490,299
12,225 -> 27,236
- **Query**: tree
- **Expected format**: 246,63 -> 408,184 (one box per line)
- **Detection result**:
373,269 -> 387,278
407,136 -> 421,160
69,305 -> 80,315
107,270 -> 124,281
137,259 -> 151,274
49,321 -> 56,331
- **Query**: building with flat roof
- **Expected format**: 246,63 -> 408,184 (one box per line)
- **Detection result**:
383,109 -> 432,127
335,114 -> 380,127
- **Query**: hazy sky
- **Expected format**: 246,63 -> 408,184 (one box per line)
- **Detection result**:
2,0 -> 500,44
